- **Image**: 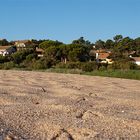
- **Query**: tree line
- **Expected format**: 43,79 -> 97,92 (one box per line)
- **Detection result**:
0,35 -> 140,71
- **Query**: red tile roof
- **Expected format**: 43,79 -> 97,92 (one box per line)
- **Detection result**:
131,57 -> 140,62
98,53 -> 110,59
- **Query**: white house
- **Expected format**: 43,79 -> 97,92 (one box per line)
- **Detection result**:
96,50 -> 113,64
36,47 -> 44,57
0,46 -> 11,56
131,57 -> 140,65
0,46 -> 16,56
14,40 -> 31,50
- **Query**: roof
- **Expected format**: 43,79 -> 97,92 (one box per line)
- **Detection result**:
36,48 -> 44,53
131,57 -> 140,62
98,52 -> 110,59
129,51 -> 136,55
0,46 -> 11,50
96,49 -> 111,53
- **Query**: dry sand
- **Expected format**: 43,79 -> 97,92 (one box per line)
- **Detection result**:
0,70 -> 140,140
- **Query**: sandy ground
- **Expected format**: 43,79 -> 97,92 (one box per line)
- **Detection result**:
0,70 -> 140,140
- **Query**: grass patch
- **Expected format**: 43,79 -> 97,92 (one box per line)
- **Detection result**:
46,68 -> 140,80
84,70 -> 140,80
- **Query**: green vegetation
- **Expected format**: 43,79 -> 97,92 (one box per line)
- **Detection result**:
45,69 -> 140,80
84,70 -> 140,80
0,35 -> 140,80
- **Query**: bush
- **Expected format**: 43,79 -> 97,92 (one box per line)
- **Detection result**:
99,66 -> 107,71
56,62 -> 82,69
66,62 -> 82,69
32,60 -> 46,69
110,60 -> 137,70
11,49 -> 34,64
26,54 -> 37,61
81,62 -> 97,72
55,63 -> 67,69
129,62 -> 139,70
0,55 -> 9,63
97,63 -> 108,70
1,62 -> 15,70
56,61 -> 97,72
32,58 -> 53,70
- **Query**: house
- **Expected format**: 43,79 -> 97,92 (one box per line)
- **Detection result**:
0,46 -> 11,56
36,47 -> 44,57
96,50 -> 113,64
0,46 -> 16,56
130,57 -> 140,65
14,40 -> 31,50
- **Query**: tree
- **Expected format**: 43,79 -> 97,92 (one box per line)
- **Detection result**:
11,49 -> 34,64
72,37 -> 92,49
0,39 -> 9,46
105,39 -> 114,49
58,44 -> 70,63
113,35 -> 123,43
67,44 -> 89,62
72,37 -> 86,45
135,37 -> 140,56
95,40 -> 105,49
135,37 -> 140,47
45,46 -> 59,60
39,40 -> 63,49
114,37 -> 135,53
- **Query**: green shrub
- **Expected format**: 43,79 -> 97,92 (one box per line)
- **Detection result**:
56,61 -> 97,72
56,62 -> 82,69
11,49 -> 34,64
66,62 -> 82,69
0,55 -> 9,63
32,60 -> 45,69
99,66 -> 107,71
55,62 -> 67,69
32,58 -> 53,70
81,62 -> 97,72
110,60 -> 137,70
96,63 -> 108,70
2,62 -> 15,70
26,54 -> 37,61
129,62 -> 139,70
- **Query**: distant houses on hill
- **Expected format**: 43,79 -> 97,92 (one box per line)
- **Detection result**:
0,40 -> 44,58
0,39 -> 140,66
0,40 -> 31,56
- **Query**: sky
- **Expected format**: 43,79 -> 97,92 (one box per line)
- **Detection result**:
0,0 -> 140,43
